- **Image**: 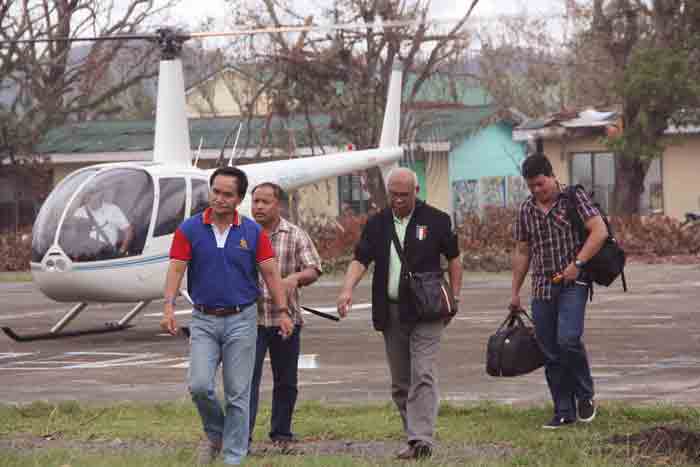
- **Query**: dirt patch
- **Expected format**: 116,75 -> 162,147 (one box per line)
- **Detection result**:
608,425 -> 700,465
0,434 -> 515,461
250,439 -> 515,461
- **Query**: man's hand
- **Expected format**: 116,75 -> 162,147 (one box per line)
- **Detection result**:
278,312 -> 294,339
509,294 -> 521,311
160,304 -> 178,336
336,289 -> 353,318
561,262 -> 579,283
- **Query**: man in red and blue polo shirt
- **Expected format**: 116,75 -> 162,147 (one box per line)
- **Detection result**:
161,166 -> 292,466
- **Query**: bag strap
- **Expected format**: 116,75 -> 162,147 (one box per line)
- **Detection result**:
390,226 -> 413,277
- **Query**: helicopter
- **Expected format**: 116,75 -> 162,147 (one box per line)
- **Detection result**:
0,26 -> 406,342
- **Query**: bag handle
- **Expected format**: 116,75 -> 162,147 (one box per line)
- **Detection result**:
390,226 -> 413,277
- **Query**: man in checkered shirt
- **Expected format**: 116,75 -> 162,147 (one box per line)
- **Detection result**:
511,153 -> 608,429
249,182 -> 322,447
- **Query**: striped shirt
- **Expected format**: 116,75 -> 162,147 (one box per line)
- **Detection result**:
513,186 -> 600,300
258,217 -> 323,327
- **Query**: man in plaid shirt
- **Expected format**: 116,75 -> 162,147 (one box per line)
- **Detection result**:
249,182 -> 322,447
511,153 -> 608,429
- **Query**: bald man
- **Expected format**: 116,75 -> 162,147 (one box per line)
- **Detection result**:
337,168 -> 462,459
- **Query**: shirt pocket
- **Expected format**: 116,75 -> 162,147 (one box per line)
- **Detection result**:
550,207 -> 572,233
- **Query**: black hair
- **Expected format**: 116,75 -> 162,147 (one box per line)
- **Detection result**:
521,155 -> 554,179
209,167 -> 248,197
251,182 -> 287,201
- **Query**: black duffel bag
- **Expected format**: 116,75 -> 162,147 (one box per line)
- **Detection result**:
486,307 -> 545,377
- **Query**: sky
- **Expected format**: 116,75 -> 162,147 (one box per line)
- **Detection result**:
162,0 -> 566,31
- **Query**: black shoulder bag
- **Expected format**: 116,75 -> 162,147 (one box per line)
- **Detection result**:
390,227 -> 457,322
565,185 -> 627,291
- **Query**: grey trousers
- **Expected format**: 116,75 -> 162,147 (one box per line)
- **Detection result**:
382,303 -> 443,446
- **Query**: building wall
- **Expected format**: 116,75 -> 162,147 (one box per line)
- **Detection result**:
663,136 -> 700,219
293,179 -> 339,223
543,135 -> 700,220
449,122 -> 526,222
185,71 -> 269,118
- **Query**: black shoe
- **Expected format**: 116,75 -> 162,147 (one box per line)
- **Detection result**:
542,416 -> 575,429
413,441 -> 433,459
578,399 -> 596,423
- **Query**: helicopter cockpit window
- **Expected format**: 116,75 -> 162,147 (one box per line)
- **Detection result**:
154,178 -> 186,237
31,169 -> 98,263
191,179 -> 209,216
58,169 -> 154,262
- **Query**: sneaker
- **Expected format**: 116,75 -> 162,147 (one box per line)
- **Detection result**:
578,399 -> 596,423
196,439 -> 221,465
542,416 -> 575,429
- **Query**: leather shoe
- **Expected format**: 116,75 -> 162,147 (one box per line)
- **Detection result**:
413,441 -> 433,459
395,443 -> 416,459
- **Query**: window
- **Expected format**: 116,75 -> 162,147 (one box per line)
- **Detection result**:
191,179 -> 209,216
338,174 -> 370,215
154,178 -> 186,237
570,152 -> 663,214
58,168 -> 154,262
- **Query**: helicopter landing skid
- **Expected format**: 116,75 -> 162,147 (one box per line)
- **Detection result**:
1,323 -> 134,342
1,300 -> 151,342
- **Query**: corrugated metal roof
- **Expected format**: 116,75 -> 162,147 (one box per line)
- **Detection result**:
37,105 -> 498,155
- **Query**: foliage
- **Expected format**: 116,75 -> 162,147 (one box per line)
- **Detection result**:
0,0 -> 174,164
227,0 -> 475,208
0,229 -> 32,271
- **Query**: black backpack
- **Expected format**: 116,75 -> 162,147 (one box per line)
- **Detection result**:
564,185 -> 627,292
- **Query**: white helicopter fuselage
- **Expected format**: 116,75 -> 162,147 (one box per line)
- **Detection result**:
31,144 -> 402,303
30,55 -> 404,304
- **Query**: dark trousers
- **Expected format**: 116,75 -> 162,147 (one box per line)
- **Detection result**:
249,324 -> 301,442
532,282 -> 594,420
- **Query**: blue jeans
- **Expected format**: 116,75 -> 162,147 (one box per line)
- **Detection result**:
249,325 -> 301,443
532,282 -> 594,420
189,304 -> 257,465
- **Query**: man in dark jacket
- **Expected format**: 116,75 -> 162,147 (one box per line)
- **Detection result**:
336,167 -> 461,459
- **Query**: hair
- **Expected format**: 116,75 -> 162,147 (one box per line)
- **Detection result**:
521,155 -> 554,179
386,167 -> 419,189
209,167 -> 248,197
251,182 -> 287,201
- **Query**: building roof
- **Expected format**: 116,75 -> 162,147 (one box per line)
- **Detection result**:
514,108 -> 700,141
37,104 -> 499,156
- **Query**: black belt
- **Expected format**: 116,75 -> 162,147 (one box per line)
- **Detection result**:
388,299 -> 400,305
194,304 -> 249,316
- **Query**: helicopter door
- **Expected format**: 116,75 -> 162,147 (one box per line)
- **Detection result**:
191,179 -> 209,216
153,178 -> 186,237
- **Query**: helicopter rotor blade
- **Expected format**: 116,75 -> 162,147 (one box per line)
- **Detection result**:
189,17 -> 464,39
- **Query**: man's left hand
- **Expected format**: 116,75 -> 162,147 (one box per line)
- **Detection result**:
561,262 -> 579,282
278,313 -> 294,339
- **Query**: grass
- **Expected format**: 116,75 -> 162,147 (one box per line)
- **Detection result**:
0,271 -> 32,282
2,401 -> 700,466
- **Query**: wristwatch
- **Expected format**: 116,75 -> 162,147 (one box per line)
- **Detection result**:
574,259 -> 586,269
165,297 -> 177,305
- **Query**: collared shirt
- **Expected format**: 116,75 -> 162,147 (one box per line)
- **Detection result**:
514,186 -> 600,300
258,217 -> 322,327
388,210 -> 413,300
170,208 -> 276,309
74,202 -> 129,247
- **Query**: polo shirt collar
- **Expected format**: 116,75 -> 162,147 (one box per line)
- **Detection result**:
202,207 -> 240,227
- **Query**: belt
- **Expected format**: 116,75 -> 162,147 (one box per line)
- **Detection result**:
194,304 -> 248,316
388,299 -> 400,305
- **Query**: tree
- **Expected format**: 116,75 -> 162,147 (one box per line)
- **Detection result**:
227,0 -> 477,208
0,0 -> 177,165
